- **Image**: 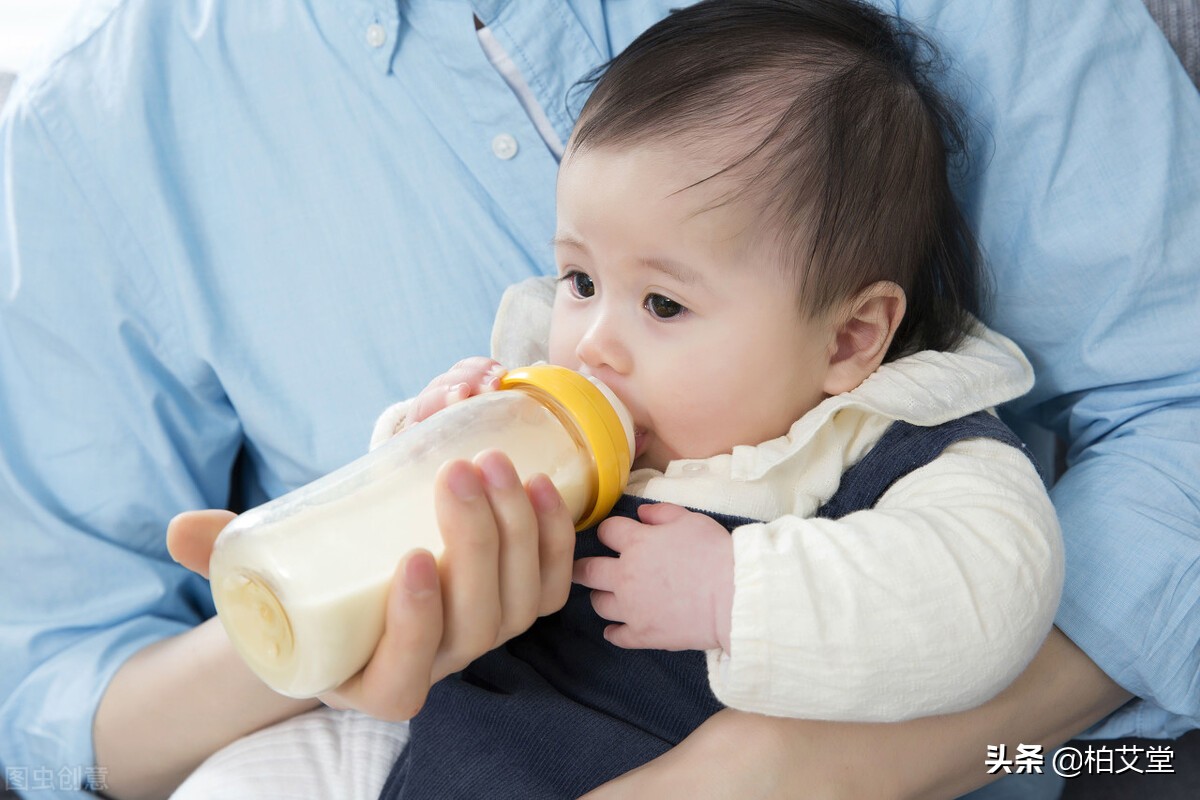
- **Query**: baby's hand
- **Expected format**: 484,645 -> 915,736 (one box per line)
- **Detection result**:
572,503 -> 734,652
407,357 -> 506,428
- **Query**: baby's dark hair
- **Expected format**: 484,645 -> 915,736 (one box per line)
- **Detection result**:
570,0 -> 983,359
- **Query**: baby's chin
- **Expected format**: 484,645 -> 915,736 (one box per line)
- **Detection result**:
631,454 -> 655,472
631,448 -> 662,473
632,436 -> 741,473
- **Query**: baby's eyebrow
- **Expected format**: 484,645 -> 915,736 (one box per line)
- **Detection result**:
639,256 -> 702,287
550,234 -> 588,251
552,233 -> 703,288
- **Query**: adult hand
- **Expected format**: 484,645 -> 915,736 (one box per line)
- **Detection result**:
168,449 -> 576,721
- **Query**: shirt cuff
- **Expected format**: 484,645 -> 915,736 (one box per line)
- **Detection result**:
368,399 -> 414,451
0,616 -> 191,789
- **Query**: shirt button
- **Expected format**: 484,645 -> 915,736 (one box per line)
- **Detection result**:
366,23 -> 387,48
682,462 -> 707,474
491,133 -> 519,160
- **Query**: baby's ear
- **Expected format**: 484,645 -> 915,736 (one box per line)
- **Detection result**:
822,281 -> 906,396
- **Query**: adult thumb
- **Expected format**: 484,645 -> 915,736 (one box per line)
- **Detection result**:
166,509 -> 236,578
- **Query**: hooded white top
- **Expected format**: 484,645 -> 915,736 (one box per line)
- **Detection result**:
373,277 -> 1064,722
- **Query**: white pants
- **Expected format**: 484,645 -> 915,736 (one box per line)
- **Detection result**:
170,707 -> 409,800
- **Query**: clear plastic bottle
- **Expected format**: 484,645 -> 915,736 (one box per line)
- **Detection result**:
209,365 -> 633,698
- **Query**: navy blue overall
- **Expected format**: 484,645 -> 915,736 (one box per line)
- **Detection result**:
379,411 -> 1033,799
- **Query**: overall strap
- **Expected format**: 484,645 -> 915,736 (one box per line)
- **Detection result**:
816,410 -> 1038,520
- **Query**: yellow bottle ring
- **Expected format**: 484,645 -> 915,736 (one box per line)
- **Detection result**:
499,365 -> 631,530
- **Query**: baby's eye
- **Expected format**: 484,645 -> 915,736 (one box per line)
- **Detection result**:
561,270 -> 596,299
645,293 -> 685,319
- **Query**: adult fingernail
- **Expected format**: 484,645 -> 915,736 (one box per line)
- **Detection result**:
447,463 -> 483,500
403,552 -> 437,598
529,474 -> 561,513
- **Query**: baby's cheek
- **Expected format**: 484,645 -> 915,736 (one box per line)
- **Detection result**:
685,394 -> 747,455
546,335 -> 576,369
546,302 -> 577,367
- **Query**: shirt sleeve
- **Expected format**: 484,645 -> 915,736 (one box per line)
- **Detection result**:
0,89 -> 242,775
1053,406 -> 1200,740
888,0 -> 1200,736
707,438 -> 1063,721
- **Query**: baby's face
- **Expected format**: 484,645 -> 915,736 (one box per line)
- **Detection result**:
549,144 -> 840,472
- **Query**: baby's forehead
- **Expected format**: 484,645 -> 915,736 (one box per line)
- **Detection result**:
564,139 -> 781,237
557,139 -> 799,269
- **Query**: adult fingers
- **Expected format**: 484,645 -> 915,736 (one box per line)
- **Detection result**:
322,550 -> 443,720
527,473 -> 576,616
474,450 -> 541,643
432,459 -> 503,675
165,509 -> 236,578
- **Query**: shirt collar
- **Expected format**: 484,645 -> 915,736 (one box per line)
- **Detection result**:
470,0 -> 509,25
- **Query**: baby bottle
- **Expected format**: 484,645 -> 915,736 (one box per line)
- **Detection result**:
208,365 -> 634,698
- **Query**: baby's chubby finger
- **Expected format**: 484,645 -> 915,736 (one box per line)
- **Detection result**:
589,589 -> 623,623
602,623 -> 641,650
635,502 -> 690,525
594,514 -> 644,553
440,358 -> 505,400
408,358 -> 506,425
572,556 -> 619,592
443,359 -> 505,400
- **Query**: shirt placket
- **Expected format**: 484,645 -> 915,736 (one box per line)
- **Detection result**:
389,0 -> 599,270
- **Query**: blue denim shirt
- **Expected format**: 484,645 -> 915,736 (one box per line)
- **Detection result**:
1,0 -> 1197,787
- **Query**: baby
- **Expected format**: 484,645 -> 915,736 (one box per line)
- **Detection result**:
375,0 -> 1062,797
173,1 -> 1062,797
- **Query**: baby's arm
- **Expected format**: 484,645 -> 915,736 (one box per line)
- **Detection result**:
713,436 -> 1062,722
575,436 -> 1061,722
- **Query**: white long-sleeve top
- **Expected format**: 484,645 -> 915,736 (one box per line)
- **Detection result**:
373,277 -> 1064,723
